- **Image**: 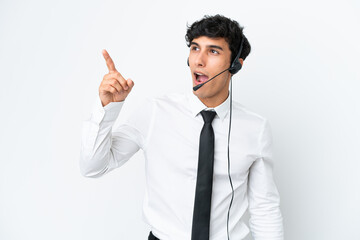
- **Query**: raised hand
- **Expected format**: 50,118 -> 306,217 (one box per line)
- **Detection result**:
99,49 -> 134,107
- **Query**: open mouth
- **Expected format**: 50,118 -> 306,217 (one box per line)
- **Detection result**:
194,72 -> 209,85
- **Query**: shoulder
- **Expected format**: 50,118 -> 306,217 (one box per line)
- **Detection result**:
231,100 -> 270,137
131,93 -> 185,109
232,101 -> 267,123
151,92 -> 187,104
147,93 -> 189,110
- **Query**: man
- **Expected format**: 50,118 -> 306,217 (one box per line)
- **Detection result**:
80,15 -> 284,240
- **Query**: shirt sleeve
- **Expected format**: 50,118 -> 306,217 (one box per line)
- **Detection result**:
247,119 -> 284,239
79,97 -> 142,178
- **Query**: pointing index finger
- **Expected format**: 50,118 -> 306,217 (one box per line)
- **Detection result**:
102,49 -> 117,73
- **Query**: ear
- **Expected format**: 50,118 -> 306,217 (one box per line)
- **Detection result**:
239,58 -> 244,66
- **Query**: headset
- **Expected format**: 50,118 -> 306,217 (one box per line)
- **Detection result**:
188,33 -> 246,240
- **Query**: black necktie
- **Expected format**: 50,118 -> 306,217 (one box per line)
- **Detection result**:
191,110 -> 217,240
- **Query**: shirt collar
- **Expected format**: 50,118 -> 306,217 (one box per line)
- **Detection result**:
187,91 -> 230,121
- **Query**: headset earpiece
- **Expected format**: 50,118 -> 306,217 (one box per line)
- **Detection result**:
229,59 -> 242,74
187,58 -> 189,67
229,35 -> 245,75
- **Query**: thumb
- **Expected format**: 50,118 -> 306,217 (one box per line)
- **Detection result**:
127,78 -> 135,90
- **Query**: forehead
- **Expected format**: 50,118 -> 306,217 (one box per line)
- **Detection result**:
191,36 -> 230,51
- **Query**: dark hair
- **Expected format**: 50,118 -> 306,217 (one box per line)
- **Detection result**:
185,14 -> 251,63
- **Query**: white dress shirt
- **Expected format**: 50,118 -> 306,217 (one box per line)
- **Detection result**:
80,91 -> 284,240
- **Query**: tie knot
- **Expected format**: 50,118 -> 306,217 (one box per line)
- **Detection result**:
200,110 -> 216,124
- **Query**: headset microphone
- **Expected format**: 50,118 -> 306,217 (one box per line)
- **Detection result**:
192,68 -> 230,91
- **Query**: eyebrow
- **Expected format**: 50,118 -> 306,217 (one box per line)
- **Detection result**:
190,41 -> 224,51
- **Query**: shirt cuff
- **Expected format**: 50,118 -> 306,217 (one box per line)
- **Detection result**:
91,96 -> 125,123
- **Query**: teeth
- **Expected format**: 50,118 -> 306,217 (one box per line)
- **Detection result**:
195,72 -> 204,76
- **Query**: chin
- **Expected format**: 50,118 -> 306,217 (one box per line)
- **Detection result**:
193,89 -> 210,99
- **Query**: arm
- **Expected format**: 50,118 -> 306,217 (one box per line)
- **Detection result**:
79,97 -> 141,178
248,120 -> 284,239
79,49 -> 139,178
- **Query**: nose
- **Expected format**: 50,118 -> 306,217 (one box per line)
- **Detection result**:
194,51 -> 206,67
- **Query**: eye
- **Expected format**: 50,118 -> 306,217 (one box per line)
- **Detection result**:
191,46 -> 199,51
210,49 -> 219,54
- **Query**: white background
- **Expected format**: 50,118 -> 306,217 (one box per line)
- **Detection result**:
1,0 -> 359,239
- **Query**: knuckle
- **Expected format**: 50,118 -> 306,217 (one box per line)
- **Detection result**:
109,87 -> 116,93
111,79 -> 117,85
99,83 -> 106,89
103,73 -> 112,80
